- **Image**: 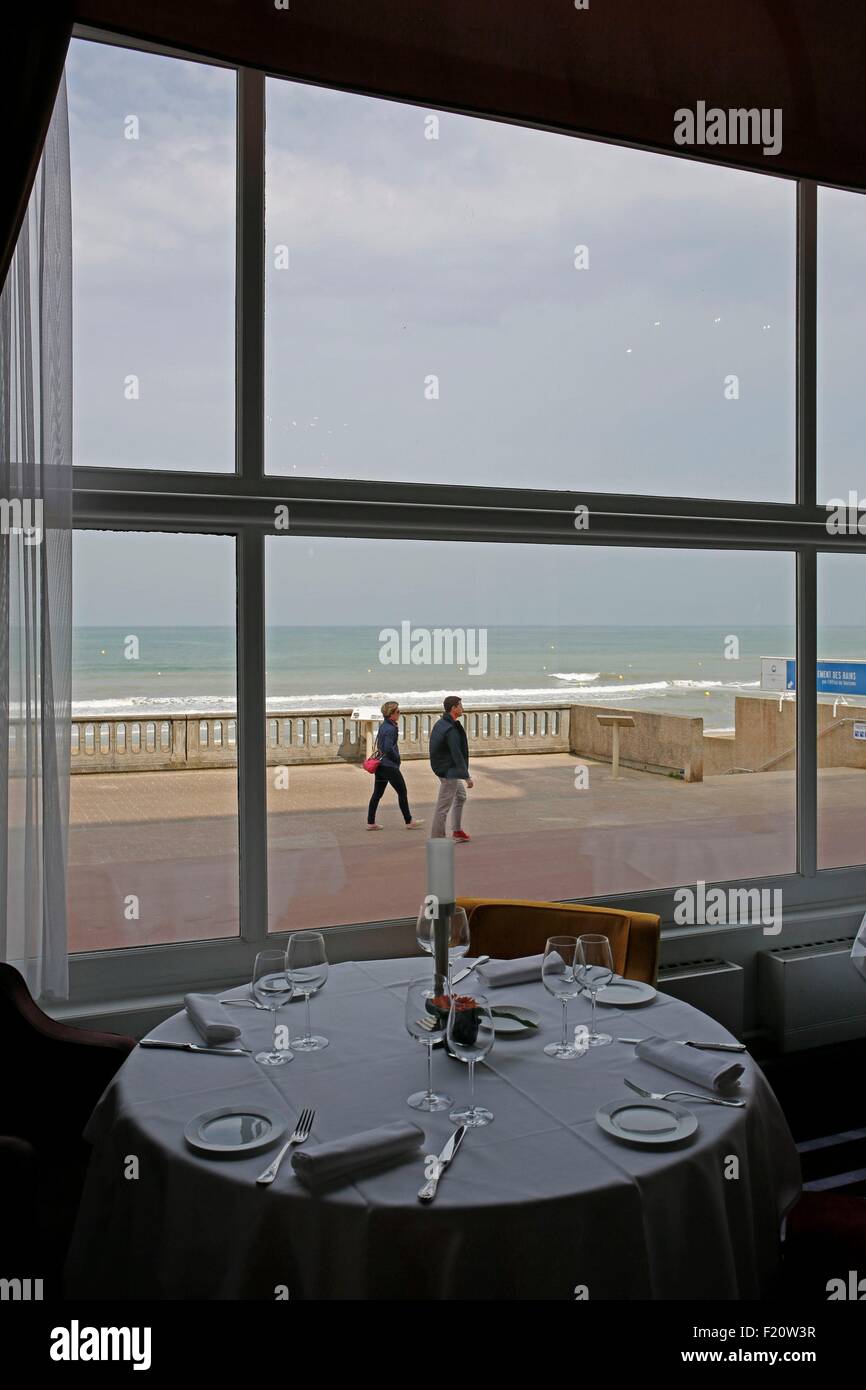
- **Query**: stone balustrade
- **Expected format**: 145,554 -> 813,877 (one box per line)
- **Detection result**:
69,706 -> 571,773
66,695 -> 866,779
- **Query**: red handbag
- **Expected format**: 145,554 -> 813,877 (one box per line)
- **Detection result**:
363,737 -> 384,774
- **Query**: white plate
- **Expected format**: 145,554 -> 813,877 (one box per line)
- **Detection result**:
596,1098 -> 697,1146
491,1005 -> 542,1035
184,1106 -> 287,1158
595,977 -> 657,1007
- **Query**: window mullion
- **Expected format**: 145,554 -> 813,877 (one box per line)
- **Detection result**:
237,531 -> 269,942
236,68 -> 269,944
796,549 -> 817,877
796,179 -> 817,509
237,66 -> 265,484
795,180 -> 818,878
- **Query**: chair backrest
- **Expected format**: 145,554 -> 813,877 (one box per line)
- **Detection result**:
0,963 -> 135,1148
457,897 -> 660,984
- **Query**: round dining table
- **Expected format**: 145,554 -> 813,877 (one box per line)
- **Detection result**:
65,956 -> 801,1301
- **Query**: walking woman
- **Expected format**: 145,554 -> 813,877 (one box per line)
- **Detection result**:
367,701 -> 424,830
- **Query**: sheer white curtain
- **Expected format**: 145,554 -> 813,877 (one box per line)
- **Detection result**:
0,74 -> 72,999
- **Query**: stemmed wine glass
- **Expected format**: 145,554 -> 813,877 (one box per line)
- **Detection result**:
416,903 -> 437,959
251,949 -> 295,1066
404,978 -> 453,1112
286,931 -> 329,1052
577,934 -> 615,1047
446,909 -> 470,987
541,936 -> 584,1059
447,992 -> 495,1127
416,905 -> 470,988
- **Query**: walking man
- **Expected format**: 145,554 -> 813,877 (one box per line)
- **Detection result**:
429,696 -> 473,841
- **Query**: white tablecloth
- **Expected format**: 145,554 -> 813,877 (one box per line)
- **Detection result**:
65,958 -> 800,1300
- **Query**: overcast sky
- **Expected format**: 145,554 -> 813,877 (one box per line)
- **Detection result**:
66,38 -> 866,628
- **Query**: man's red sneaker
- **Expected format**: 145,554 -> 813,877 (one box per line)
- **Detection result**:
452,830 -> 471,842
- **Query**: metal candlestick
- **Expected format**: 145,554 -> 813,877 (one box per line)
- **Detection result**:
433,900 -> 455,996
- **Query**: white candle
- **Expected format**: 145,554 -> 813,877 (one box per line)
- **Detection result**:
426,837 -> 455,908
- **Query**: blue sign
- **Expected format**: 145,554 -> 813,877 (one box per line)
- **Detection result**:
784,659 -> 866,695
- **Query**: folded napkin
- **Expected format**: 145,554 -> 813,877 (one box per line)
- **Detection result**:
635,1036 -> 745,1092
184,993 -> 242,1046
291,1122 -> 424,1189
476,954 -> 544,989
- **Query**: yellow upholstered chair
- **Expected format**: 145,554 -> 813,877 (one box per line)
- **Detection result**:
456,897 -> 660,985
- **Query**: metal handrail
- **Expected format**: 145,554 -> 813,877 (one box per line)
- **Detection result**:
746,715 -> 858,774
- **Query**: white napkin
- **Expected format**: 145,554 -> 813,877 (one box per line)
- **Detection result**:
184,993 -> 242,1045
476,955 -> 544,989
291,1122 -> 424,1189
635,1036 -> 745,1092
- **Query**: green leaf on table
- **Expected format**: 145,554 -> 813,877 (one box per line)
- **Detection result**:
491,1008 -> 539,1028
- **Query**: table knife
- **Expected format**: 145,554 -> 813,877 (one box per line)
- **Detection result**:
138,1039 -> 250,1055
618,1037 -> 746,1052
417,1125 -> 467,1203
451,956 -> 490,986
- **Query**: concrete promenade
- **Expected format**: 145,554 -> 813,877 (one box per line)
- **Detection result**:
67,753 -> 865,952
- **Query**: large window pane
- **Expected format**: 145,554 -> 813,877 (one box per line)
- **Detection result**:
67,40 -> 236,471
818,185 -> 866,504
818,554 -> 866,869
265,79 -> 795,498
265,539 -> 794,932
69,533 -> 239,950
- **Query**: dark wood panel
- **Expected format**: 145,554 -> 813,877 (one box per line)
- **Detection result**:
74,0 -> 866,189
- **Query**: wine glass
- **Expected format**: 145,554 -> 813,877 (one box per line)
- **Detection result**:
446,908 -> 470,988
416,906 -> 470,989
404,978 -> 453,1112
577,934 -> 614,1047
416,902 -> 436,957
251,949 -> 294,1066
286,931 -> 329,1051
541,936 -> 583,1059
447,992 -> 495,1127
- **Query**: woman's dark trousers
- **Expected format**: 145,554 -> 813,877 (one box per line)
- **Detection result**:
368,766 -> 412,823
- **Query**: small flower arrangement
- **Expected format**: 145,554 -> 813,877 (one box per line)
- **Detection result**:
448,994 -> 482,1048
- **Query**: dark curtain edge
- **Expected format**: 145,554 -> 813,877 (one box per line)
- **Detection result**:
0,12 -> 74,296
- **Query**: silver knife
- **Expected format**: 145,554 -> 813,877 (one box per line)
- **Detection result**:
618,1037 -> 746,1052
451,956 -> 490,986
139,1039 -> 250,1055
417,1125 -> 467,1203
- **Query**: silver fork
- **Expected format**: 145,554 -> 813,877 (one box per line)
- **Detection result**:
624,1077 -> 745,1108
256,1106 -> 315,1184
415,1015 -> 437,1032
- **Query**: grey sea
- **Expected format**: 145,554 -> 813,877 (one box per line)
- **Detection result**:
69,623 -> 866,731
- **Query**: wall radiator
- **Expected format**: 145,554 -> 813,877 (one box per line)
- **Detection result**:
657,957 -> 744,1036
758,935 -> 866,1051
